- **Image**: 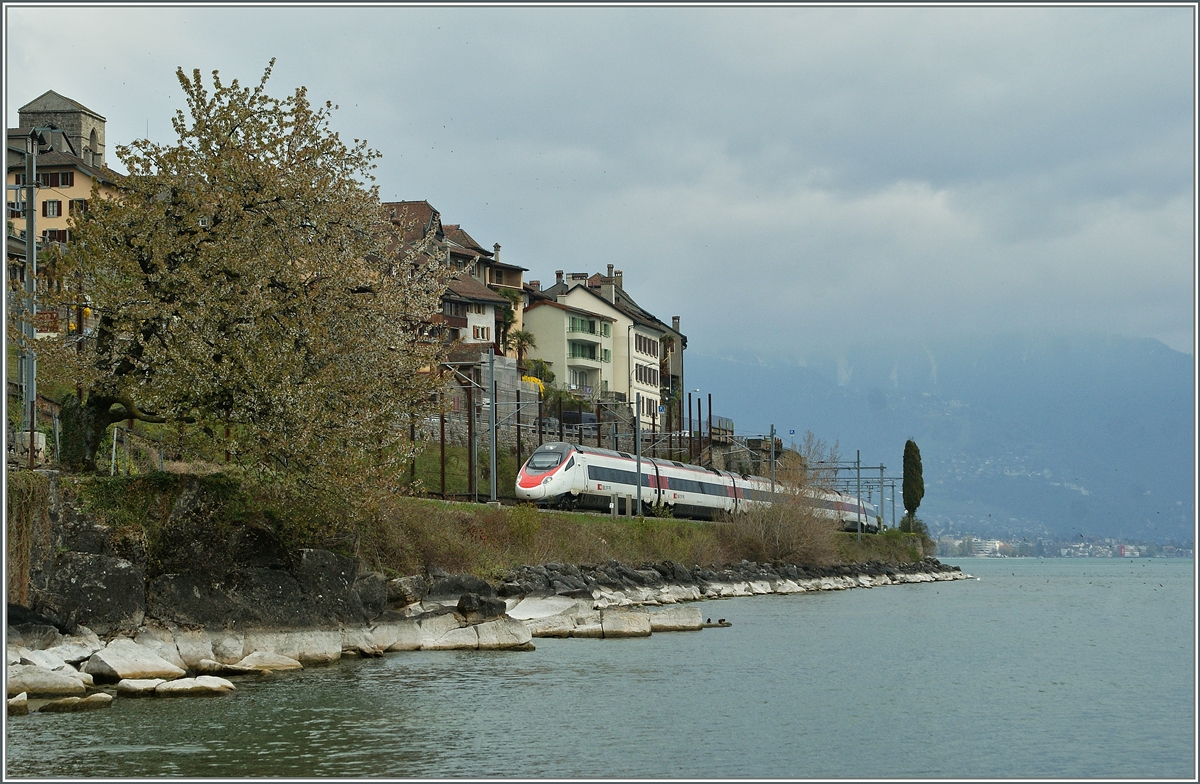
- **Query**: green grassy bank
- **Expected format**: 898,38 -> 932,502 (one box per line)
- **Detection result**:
26,471 -> 932,581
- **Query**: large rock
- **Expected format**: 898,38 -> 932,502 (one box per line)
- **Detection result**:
427,574 -> 496,600
372,619 -> 422,652
8,692 -> 29,716
524,615 -> 576,638
171,626 -> 217,668
11,623 -> 64,650
135,625 -> 187,671
647,605 -> 703,632
353,572 -> 389,619
38,693 -> 113,712
475,617 -> 534,650
81,638 -> 186,683
155,676 -> 236,696
6,664 -> 86,697
507,595 -> 585,620
456,593 -> 507,624
35,552 -> 145,635
44,627 -> 103,664
341,627 -> 382,656
239,629 -> 340,665
18,647 -> 69,670
235,651 -> 303,671
116,678 -> 166,696
387,575 -> 429,606
422,625 -> 479,650
194,659 -> 257,676
600,609 -> 652,638
417,611 -> 463,647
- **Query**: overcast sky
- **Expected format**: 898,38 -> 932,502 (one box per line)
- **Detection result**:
6,5 -> 1195,359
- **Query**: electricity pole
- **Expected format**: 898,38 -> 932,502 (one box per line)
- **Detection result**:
635,392 -> 643,516
488,347 -> 498,503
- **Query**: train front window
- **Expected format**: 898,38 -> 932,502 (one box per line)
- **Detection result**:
527,449 -> 564,472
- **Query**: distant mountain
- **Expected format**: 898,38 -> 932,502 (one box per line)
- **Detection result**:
686,334 -> 1194,544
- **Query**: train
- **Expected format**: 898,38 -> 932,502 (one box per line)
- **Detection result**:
515,441 -> 880,532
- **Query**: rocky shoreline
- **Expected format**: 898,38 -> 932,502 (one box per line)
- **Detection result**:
7,473 -> 970,717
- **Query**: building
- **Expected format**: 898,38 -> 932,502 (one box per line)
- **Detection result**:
522,298 -> 616,399
7,91 -> 119,337
382,200 -> 525,356
536,266 -> 685,423
7,91 -> 121,246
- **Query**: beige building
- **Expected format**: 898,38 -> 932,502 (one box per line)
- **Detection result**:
535,268 -> 683,423
7,91 -> 121,246
522,299 -> 615,399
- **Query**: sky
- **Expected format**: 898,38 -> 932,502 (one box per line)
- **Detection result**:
5,5 -> 1196,360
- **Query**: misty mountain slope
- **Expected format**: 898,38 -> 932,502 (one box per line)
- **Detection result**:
687,334 -> 1194,542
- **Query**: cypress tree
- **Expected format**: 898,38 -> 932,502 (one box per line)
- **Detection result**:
902,439 -> 925,520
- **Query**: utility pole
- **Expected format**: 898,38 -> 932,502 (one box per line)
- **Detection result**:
21,129 -> 41,437
856,450 -> 862,543
635,392 -> 643,516
769,424 -> 776,494
488,347 -> 498,503
879,464 -> 885,531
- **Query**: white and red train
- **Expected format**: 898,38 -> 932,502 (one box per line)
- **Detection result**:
515,441 -> 879,532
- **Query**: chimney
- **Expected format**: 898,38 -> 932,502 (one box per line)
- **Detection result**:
493,243 -> 501,262
614,269 -> 623,289
555,270 -> 564,284
672,315 -> 680,333
529,280 -> 541,291
607,263 -> 614,278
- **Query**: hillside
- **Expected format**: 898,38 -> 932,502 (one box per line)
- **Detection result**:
688,333 -> 1194,543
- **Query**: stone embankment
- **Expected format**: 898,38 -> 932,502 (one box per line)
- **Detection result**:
7,473 -> 969,717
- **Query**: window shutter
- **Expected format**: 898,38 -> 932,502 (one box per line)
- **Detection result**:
42,200 -> 47,217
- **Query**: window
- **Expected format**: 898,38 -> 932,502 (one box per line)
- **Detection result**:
35,172 -> 74,188
7,202 -> 20,219
42,229 -> 68,243
635,363 -> 659,387
635,334 -> 659,358
444,302 -> 466,318
493,269 -> 505,285
42,200 -> 62,218
601,348 -> 611,363
600,322 -> 610,337
473,325 -> 491,341
568,342 -> 597,360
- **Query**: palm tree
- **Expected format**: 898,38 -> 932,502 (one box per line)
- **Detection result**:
508,329 -> 537,372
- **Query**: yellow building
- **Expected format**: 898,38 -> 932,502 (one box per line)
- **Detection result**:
7,90 -> 121,246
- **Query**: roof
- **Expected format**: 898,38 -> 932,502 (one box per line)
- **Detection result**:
524,298 -> 615,321
19,90 -> 106,121
382,200 -> 443,244
5,147 -> 123,184
444,272 -> 509,304
443,224 -> 491,256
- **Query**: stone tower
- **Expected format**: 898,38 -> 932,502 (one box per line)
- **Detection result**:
18,90 -> 106,167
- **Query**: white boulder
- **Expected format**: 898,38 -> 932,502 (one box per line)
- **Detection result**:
135,626 -> 188,670
523,615 -> 575,638
44,627 -> 103,665
600,609 -> 652,638
155,676 -> 236,696
236,651 -> 303,671
38,693 -> 113,713
116,678 -> 167,696
372,620 -> 422,651
7,664 -> 87,697
82,638 -> 186,682
7,692 -> 28,716
422,625 -> 479,651
475,617 -> 533,650
240,629 -> 341,665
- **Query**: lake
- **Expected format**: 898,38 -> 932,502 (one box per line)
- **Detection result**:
5,557 -> 1194,778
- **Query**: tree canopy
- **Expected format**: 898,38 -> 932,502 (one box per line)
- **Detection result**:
902,438 -> 925,519
47,61 -> 451,489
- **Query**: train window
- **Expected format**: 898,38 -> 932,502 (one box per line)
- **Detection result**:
527,451 -> 564,472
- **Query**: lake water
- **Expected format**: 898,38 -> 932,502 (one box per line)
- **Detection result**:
5,557 -> 1194,778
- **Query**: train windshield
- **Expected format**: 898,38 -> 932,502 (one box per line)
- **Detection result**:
526,447 -> 566,473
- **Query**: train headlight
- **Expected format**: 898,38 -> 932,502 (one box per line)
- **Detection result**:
542,477 -> 550,484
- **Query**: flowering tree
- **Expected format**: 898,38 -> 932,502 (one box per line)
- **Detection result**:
47,61 -> 451,490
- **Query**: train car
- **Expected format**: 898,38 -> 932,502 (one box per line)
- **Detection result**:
515,441 -> 879,531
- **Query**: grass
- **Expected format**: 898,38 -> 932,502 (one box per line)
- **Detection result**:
25,470 -> 935,582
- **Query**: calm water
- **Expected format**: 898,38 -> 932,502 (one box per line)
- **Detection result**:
5,558 -> 1195,778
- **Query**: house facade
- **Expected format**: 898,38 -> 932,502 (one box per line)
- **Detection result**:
7,91 -> 121,246
522,299 -> 615,399
536,267 -> 684,423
